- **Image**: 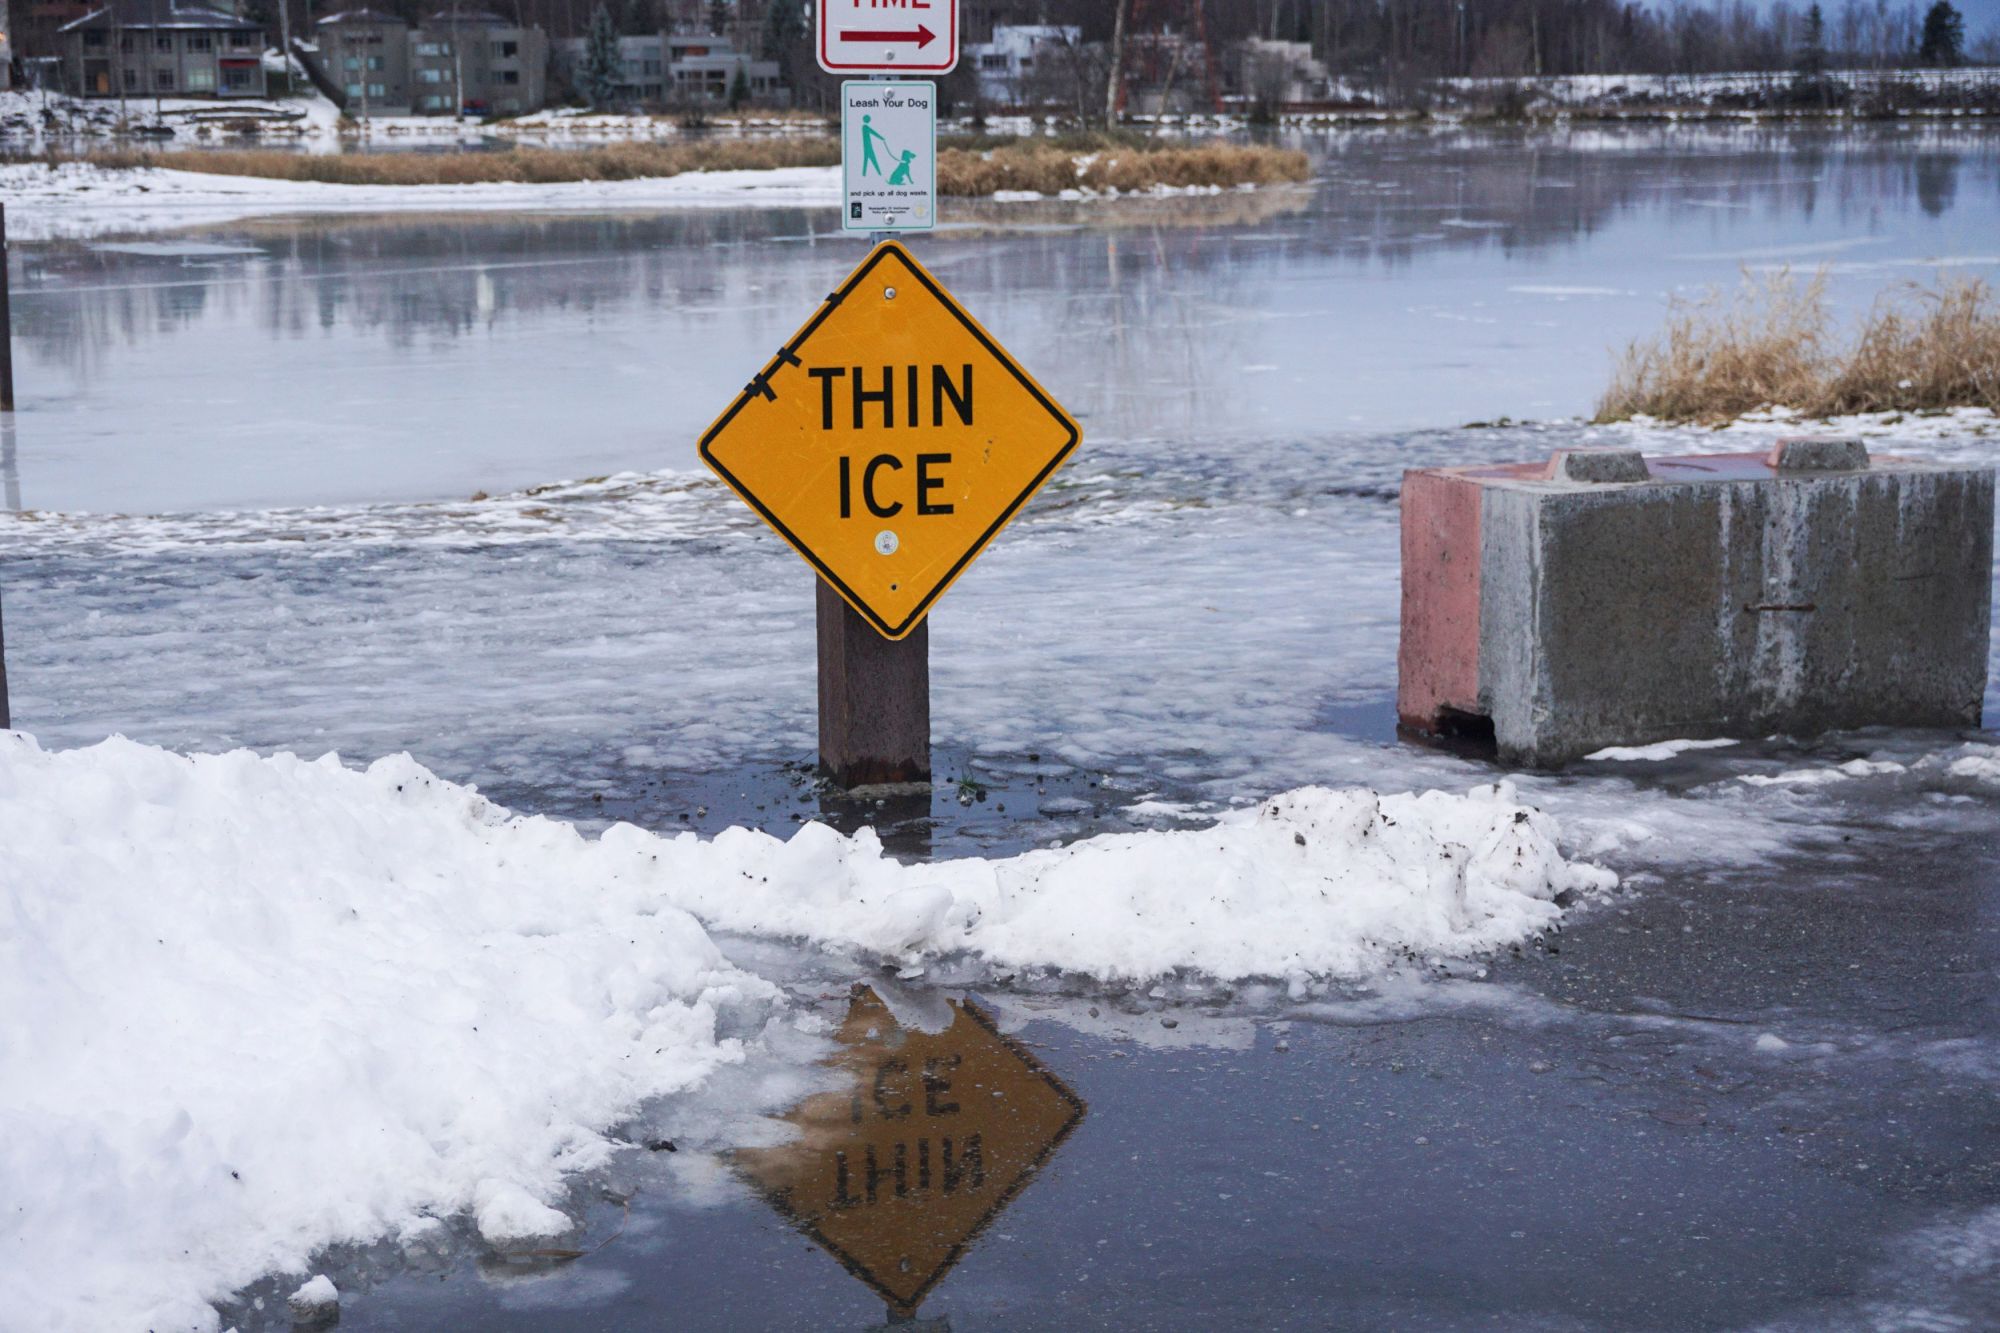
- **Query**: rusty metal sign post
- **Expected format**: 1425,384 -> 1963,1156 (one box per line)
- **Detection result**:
734,986 -> 1086,1318
700,241 -> 1079,787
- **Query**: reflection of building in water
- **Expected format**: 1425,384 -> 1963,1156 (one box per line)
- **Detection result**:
736,986 -> 1085,1317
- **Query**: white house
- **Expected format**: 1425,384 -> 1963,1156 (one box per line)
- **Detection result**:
963,23 -> 1081,107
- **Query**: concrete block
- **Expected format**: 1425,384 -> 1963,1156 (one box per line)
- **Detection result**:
1398,446 -> 1994,767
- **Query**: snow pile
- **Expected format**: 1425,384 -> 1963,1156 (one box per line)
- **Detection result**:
1585,737 -> 1739,762
645,782 -> 1615,980
0,734 -> 1612,1329
0,734 -> 777,1333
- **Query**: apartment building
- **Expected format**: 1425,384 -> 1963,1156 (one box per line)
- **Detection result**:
57,0 -> 266,99
317,7 -> 547,116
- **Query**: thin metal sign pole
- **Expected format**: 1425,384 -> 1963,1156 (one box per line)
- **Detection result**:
818,77 -> 931,789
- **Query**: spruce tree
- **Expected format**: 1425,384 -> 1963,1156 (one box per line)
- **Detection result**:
761,0 -> 806,62
729,63 -> 750,109
1917,0 -> 1965,66
583,1 -> 622,109
1798,3 -> 1827,82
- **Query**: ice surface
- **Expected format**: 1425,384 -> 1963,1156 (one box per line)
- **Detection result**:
0,161 -> 847,243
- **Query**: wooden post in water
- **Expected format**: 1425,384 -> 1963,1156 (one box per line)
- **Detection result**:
817,580 -> 929,788
812,216 -> 934,791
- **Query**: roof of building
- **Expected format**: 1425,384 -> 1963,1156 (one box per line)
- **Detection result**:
317,8 -> 411,27
423,9 -> 512,24
61,0 -> 262,31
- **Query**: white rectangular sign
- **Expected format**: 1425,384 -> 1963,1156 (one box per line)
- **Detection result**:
818,0 -> 958,74
841,81 -> 936,233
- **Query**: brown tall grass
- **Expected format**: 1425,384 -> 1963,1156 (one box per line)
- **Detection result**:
1595,271 -> 2000,423
62,140 -> 841,185
36,136 -> 1308,196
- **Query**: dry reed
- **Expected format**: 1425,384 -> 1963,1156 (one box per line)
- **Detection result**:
42,137 -> 1308,196
1595,270 -> 2000,423
64,140 -> 841,185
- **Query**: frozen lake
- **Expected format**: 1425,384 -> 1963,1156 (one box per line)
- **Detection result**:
5,123 -> 1999,513
4,125 -> 2000,1331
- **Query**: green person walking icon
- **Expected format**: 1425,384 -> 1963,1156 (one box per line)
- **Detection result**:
859,113 -> 889,178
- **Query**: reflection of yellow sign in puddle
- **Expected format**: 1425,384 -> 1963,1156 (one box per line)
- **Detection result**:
736,987 -> 1086,1314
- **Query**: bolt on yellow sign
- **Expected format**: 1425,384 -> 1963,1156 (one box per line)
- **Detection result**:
734,986 -> 1086,1313
699,242 -> 1081,640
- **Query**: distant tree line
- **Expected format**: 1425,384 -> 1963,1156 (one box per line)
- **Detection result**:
992,0 -> 1983,83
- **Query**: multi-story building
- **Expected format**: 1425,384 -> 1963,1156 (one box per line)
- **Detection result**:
964,23 -> 1083,106
316,9 -> 412,115
549,32 -> 666,103
554,30 -> 784,107
666,32 -> 783,103
57,0 -> 266,99
411,10 -> 545,116
316,7 -> 546,116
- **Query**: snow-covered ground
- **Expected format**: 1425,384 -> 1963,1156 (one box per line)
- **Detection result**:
0,731 -> 1609,1332
0,160 -> 845,242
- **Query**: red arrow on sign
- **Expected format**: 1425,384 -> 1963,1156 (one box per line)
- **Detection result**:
839,23 -> 936,46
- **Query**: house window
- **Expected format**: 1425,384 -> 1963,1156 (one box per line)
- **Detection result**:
187,33 -> 212,52
116,32 -> 133,51
420,93 -> 447,109
223,64 -> 256,88
368,82 -> 386,97
980,53 -> 1006,69
367,55 -> 385,71
499,69 -> 518,84
154,33 -> 173,52
416,41 -> 448,56
345,55 -> 361,69
84,29 -> 107,47
345,81 -> 362,96
123,67 -> 139,88
230,31 -> 254,47
495,39 -> 517,57
418,68 -> 444,82
155,68 -> 175,89
187,66 -> 215,90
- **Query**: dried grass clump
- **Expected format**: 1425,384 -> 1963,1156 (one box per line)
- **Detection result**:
938,141 -> 1308,197
77,139 -> 841,185
1822,278 -> 2000,414
61,137 -> 1304,198
1595,271 -> 2000,423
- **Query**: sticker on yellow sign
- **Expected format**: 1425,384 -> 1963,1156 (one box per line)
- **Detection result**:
698,241 -> 1081,640
734,986 -> 1086,1314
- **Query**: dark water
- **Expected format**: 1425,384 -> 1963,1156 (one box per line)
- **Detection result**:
211,822 -> 2000,1332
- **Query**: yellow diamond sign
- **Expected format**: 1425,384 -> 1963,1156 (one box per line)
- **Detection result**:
699,242 -> 1081,640
734,987 -> 1087,1313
